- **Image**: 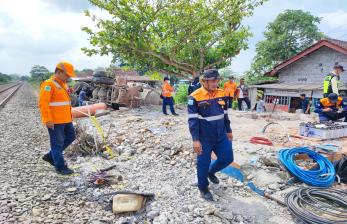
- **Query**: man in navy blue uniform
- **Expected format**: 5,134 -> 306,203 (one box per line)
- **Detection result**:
188,69 -> 233,201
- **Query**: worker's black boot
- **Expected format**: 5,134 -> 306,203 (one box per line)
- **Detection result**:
208,172 -> 220,184
200,189 -> 214,201
172,113 -> 179,116
56,167 -> 74,175
42,153 -> 54,166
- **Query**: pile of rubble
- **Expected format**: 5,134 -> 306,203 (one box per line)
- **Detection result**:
63,106 -> 296,223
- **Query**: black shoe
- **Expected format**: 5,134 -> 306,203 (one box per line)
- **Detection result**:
200,189 -> 214,201
42,153 -> 54,166
56,167 -> 74,175
208,172 -> 220,184
163,113 -> 169,115
172,113 -> 179,116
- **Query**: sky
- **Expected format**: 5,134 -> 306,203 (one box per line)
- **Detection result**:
0,0 -> 347,76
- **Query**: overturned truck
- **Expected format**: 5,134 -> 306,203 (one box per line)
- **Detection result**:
72,71 -> 161,109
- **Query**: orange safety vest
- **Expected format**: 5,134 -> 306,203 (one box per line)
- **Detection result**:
320,97 -> 343,108
223,81 -> 237,97
162,81 -> 174,97
38,76 -> 72,124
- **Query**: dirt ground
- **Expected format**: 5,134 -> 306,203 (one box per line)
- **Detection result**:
1,84 -> 346,223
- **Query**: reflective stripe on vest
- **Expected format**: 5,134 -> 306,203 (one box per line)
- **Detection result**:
199,114 -> 225,121
51,79 -> 62,89
188,113 -> 224,121
188,113 -> 199,119
48,78 -> 70,107
49,101 -> 71,106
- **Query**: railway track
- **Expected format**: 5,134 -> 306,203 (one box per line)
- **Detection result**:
0,82 -> 23,108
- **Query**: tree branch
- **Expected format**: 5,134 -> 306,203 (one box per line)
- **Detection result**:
204,56 -> 230,70
129,45 -> 195,74
153,68 -> 189,79
199,49 -> 204,75
142,5 -> 163,32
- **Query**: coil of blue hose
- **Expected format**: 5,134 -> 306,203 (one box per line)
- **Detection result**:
278,147 -> 335,188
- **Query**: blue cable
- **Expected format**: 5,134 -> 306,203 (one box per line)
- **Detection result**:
278,147 -> 335,188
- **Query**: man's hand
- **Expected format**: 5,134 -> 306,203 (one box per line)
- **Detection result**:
323,108 -> 332,112
46,121 -> 54,129
193,141 -> 202,155
227,132 -> 233,141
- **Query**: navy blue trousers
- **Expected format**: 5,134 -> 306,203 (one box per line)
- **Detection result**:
162,97 -> 176,114
197,137 -> 233,191
47,123 -> 76,170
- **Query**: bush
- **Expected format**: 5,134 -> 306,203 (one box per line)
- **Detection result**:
0,73 -> 12,84
232,100 -> 238,110
145,70 -> 163,81
174,84 -> 188,104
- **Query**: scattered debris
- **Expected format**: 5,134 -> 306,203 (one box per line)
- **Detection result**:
262,121 -> 291,143
66,187 -> 78,193
88,165 -> 121,187
69,123 -> 102,156
111,192 -> 155,214
250,137 -> 273,146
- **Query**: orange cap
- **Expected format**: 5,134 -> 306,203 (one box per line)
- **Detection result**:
56,61 -> 76,77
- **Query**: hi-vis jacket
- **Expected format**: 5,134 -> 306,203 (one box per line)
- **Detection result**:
323,73 -> 340,95
162,81 -> 174,97
188,87 -> 232,143
314,97 -> 347,114
39,76 -> 72,124
223,81 -> 237,97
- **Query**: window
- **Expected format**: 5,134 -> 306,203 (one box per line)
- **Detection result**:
265,95 -> 289,105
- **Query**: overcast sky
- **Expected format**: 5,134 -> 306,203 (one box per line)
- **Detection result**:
0,0 -> 347,76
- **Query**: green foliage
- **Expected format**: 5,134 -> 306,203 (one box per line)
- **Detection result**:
9,74 -> 20,80
174,84 -> 188,104
0,73 -> 27,83
0,73 -> 12,83
83,0 -> 265,78
219,79 -> 227,88
30,65 -> 51,82
246,9 -> 324,82
219,68 -> 235,79
232,100 -> 238,110
245,74 -> 278,85
20,76 -> 30,81
68,80 -> 76,88
145,70 -> 163,81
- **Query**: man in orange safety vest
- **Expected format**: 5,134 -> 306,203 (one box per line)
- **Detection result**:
39,61 -> 76,175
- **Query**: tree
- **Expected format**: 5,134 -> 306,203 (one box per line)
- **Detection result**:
20,76 -> 30,81
219,68 -> 237,79
82,0 -> 265,78
9,74 -> 21,81
246,9 -> 324,83
144,70 -> 163,81
0,73 -> 12,83
30,65 -> 51,82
